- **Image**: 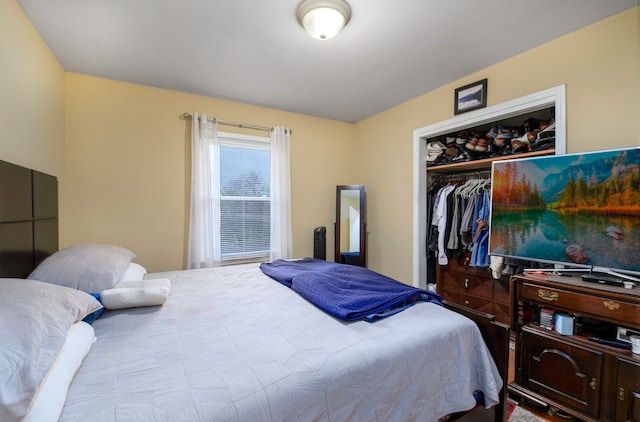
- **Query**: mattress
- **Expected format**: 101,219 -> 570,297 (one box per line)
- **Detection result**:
59,263 -> 502,421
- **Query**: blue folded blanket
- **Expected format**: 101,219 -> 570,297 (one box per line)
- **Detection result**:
260,259 -> 442,322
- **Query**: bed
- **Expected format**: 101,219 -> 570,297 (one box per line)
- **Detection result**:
0,159 -> 509,422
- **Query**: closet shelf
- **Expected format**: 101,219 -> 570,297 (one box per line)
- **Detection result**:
426,149 -> 556,174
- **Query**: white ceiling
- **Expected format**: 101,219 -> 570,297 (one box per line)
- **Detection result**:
18,0 -> 638,123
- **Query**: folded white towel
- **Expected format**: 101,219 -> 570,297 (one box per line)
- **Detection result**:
489,256 -> 505,280
100,279 -> 171,310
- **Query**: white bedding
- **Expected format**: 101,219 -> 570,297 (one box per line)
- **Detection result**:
24,322 -> 95,422
59,263 -> 502,421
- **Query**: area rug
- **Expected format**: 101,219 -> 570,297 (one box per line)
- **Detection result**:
507,402 -> 547,422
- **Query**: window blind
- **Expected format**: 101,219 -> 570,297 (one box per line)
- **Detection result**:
218,138 -> 270,260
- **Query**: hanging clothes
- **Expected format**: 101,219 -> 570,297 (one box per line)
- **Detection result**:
471,189 -> 491,267
433,184 -> 456,266
426,174 -> 491,270
425,180 -> 443,283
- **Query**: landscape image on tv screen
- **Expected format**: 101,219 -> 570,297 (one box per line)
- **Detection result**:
489,147 -> 640,275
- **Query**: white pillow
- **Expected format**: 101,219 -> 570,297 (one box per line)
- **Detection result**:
100,279 -> 171,310
28,244 -> 136,293
23,322 -> 95,422
119,262 -> 148,283
0,279 -> 102,421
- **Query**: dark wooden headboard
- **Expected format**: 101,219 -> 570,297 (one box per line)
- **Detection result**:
0,160 -> 58,278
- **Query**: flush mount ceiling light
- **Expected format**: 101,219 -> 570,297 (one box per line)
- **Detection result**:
296,0 -> 351,40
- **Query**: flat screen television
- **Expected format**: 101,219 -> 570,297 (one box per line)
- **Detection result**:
489,146 -> 640,280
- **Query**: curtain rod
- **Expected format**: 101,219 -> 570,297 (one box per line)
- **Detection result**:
181,112 -> 273,132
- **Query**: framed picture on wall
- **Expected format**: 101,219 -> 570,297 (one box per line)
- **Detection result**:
454,79 -> 487,115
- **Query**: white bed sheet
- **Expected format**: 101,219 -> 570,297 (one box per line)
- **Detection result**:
59,263 -> 502,421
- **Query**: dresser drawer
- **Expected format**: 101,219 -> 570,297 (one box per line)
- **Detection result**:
519,282 -> 639,327
445,253 -> 492,274
494,278 -> 510,305
446,253 -> 473,272
443,290 -> 493,315
443,271 -> 493,299
493,302 -> 511,326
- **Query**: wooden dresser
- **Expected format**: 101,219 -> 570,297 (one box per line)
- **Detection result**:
509,273 -> 640,422
437,251 -> 512,327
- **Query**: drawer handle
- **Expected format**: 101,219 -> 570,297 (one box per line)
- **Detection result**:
603,300 -> 620,311
589,378 -> 597,390
464,279 -> 469,289
619,387 -> 625,401
464,300 -> 470,306
538,289 -> 559,302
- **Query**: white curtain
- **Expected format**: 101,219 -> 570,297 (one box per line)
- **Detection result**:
187,113 -> 221,269
269,127 -> 293,260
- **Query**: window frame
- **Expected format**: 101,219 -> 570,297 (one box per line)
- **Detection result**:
217,131 -> 271,265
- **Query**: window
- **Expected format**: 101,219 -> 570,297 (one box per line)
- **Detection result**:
217,132 -> 270,263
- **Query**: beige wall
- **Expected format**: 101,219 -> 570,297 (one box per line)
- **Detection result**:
64,74 -> 355,271
0,0 -> 65,240
354,7 -> 639,284
4,1 -> 638,280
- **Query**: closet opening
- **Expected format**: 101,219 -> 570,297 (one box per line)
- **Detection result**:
412,85 -> 566,288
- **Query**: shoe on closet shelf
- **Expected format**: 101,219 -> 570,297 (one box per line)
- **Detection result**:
498,126 -> 512,137
493,128 -> 513,152
499,143 -> 513,156
511,139 -> 530,153
530,121 -> 556,150
456,130 -> 469,146
445,146 -> 459,159
511,132 -> 530,146
451,153 -> 468,163
475,137 -> 490,153
465,136 -> 478,151
426,141 -> 446,163
531,136 -> 555,151
539,119 -> 553,131
430,155 -> 451,166
523,117 -> 541,133
462,148 -> 477,161
487,136 -> 504,156
485,125 -> 498,140
541,120 -> 555,134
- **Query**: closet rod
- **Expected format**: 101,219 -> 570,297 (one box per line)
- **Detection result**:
181,112 -> 273,133
431,170 -> 491,180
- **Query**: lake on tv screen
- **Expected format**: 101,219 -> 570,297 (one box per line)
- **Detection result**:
490,148 -> 640,273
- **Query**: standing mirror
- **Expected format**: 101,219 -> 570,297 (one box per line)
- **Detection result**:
335,185 -> 366,267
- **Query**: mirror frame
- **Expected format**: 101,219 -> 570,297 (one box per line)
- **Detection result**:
335,185 -> 366,267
